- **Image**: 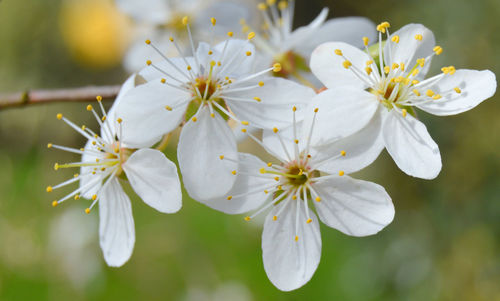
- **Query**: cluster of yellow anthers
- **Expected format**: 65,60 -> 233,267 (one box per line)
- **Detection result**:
47,95 -> 124,214
332,21 -> 463,118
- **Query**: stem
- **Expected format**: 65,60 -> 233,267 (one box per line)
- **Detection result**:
0,85 -> 121,110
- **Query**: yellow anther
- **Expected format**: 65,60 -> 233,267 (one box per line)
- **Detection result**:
244,216 -> 251,221
278,0 -> 287,10
264,190 -> 269,194
334,49 -> 343,56
314,108 -> 319,113
391,35 -> 400,43
85,208 -> 90,214
411,69 -> 419,77
52,201 -> 58,207
117,118 -> 122,124
54,163 -> 59,170
101,116 -> 106,121
417,58 -> 425,67
219,155 -> 224,160
161,78 -> 166,83
384,66 -> 390,74
366,60 -> 373,66
267,162 -> 272,167
210,113 -> 215,118
182,16 -> 189,25
211,17 -> 216,26
365,67 -> 372,75
208,51 -> 213,55
441,67 -> 450,74
267,0 -> 276,5
192,116 -> 197,122
81,125 -> 86,130
306,218 -> 312,224
292,106 -> 297,112
91,194 -> 97,201
92,141 -> 96,145
145,39 -> 151,45
342,60 -> 352,69
412,80 -> 419,85
415,34 -> 423,41
292,195 -> 297,200
56,113 -> 63,120
273,215 -> 277,221
253,96 -> 261,102
259,168 -> 266,174
146,60 -> 152,66
294,235 -> 299,242
241,128 -> 247,133
413,89 -> 421,96
277,185 -> 282,190
227,196 -> 232,200
402,109 -> 407,117
169,37 -> 174,42
247,32 -> 256,40
362,37 -> 369,46
392,63 -> 399,70
272,63 -> 282,72
217,62 -> 221,66
338,170 -> 345,176
448,66 -> 456,75
454,87 -> 462,94
340,150 -> 346,156
187,65 -> 192,70
294,139 -> 299,144
433,46 -> 443,55
376,21 -> 390,33
257,2 -> 267,10
432,94 -> 442,100
273,127 -> 278,133
96,95 -> 102,102
400,63 -> 405,71
227,31 -> 234,37
258,81 -> 264,87
274,176 -> 279,181
231,170 -> 237,175
74,194 -> 80,200
426,89 -> 435,97
315,196 -> 321,202
47,143 -> 53,148
246,51 -> 252,56
46,186 -> 53,193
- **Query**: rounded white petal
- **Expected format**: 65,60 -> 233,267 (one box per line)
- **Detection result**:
213,39 -> 255,77
99,178 -> 135,267
310,41 -> 371,89
313,109 -> 385,174
178,107 -> 238,201
114,80 -> 191,148
384,24 -> 435,78
195,2 -> 253,36
79,140 -> 103,199
262,200 -> 321,291
226,77 -> 315,129
123,148 -> 182,213
417,69 -> 496,116
283,8 -> 328,51
295,17 -> 377,58
383,110 -> 441,179
262,125 -> 296,163
115,0 -> 170,24
303,87 -> 378,146
200,153 -> 271,214
313,175 -> 394,236
138,56 -> 196,82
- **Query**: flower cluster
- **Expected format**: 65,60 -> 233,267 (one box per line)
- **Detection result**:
47,0 -> 496,291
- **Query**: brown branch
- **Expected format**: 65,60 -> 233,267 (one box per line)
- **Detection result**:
0,85 -> 121,110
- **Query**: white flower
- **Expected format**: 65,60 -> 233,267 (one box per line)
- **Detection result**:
114,19 -> 316,202
244,0 -> 376,82
47,77 -> 182,267
115,0 -> 253,72
308,22 -> 497,179
203,106 -> 394,291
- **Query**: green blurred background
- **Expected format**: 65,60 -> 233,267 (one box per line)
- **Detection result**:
0,0 -> 499,300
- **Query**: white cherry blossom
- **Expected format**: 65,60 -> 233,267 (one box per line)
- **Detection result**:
47,78 -> 182,267
114,18 -> 316,201
309,22 -> 497,179
203,106 -> 394,291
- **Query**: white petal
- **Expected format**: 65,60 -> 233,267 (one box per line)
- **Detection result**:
313,175 -> 394,236
178,107 -> 238,201
226,77 -> 315,129
295,17 -> 377,58
79,140 -> 102,199
310,41 -> 371,89
114,80 -> 191,148
213,39 -> 255,77
201,153 -> 271,214
313,109 -> 385,174
115,0 -> 170,24
283,8 -> 328,51
384,24 -> 435,78
262,200 -> 321,291
262,125 -> 296,163
417,69 -> 496,116
195,2 -> 253,36
303,87 -> 378,146
99,178 -> 135,267
138,56 -> 196,82
123,148 -> 182,213
383,110 -> 441,179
